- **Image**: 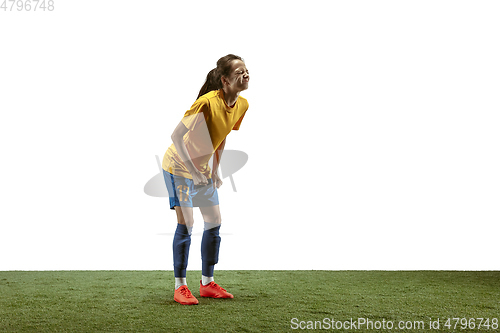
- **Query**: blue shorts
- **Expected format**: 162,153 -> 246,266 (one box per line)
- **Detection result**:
163,169 -> 219,210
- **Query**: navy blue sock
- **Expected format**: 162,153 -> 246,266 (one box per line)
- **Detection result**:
173,224 -> 191,278
201,222 -> 221,277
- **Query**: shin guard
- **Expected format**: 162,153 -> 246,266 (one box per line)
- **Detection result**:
201,223 -> 221,277
173,224 -> 191,278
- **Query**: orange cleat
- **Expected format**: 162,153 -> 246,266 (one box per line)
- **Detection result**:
199,281 -> 234,299
174,285 -> 199,305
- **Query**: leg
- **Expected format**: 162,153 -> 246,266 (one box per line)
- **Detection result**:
198,206 -> 233,299
166,172 -> 199,304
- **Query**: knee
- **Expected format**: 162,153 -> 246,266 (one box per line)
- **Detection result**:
207,214 -> 221,225
176,213 -> 194,227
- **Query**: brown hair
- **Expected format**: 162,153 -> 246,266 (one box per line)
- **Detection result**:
197,54 -> 243,99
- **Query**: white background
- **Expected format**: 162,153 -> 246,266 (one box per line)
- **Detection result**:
1,0 -> 499,270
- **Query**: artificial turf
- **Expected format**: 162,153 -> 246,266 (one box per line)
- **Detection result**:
0,271 -> 499,332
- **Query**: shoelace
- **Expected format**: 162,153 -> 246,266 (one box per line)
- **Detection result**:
211,283 -> 227,292
179,287 -> 194,298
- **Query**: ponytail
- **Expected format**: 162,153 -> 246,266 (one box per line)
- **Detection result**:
197,54 -> 244,100
197,68 -> 222,99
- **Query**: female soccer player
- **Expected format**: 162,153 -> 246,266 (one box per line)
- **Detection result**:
162,54 -> 250,305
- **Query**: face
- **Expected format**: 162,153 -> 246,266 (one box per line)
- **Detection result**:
223,60 -> 250,92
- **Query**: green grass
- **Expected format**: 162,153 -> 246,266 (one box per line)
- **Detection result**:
0,271 -> 499,332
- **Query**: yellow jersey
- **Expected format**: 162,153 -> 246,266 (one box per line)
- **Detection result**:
162,89 -> 249,179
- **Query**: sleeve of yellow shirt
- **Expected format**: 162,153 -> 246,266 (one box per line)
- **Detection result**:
232,100 -> 249,131
232,111 -> 245,131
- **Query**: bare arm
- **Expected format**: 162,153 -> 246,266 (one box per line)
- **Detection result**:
209,138 -> 225,189
171,121 -> 207,185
